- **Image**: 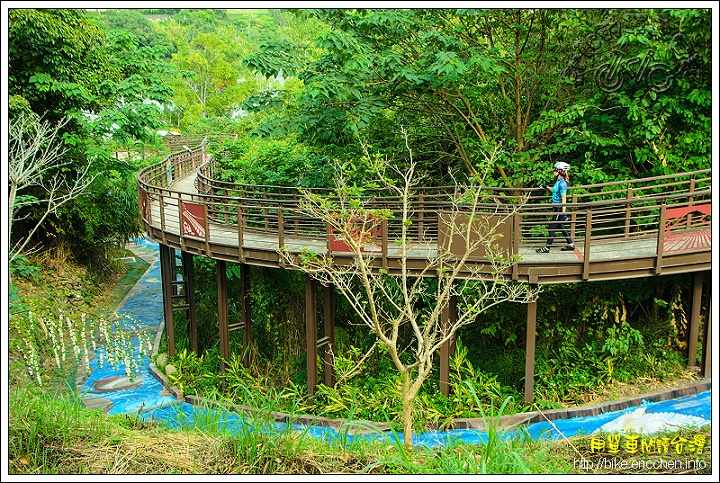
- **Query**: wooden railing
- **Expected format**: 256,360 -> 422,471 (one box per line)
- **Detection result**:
138,141 -> 711,283
195,156 -> 710,247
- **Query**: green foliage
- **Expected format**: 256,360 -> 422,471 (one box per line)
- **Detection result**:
97,9 -> 176,57
8,385 -> 120,472
165,348 -> 220,396
154,9 -> 321,132
169,30 -> 245,123
19,309 -> 152,387
242,40 -> 307,78
530,277 -> 693,404
9,264 -> 155,389
527,9 -> 711,183
166,170 -> 699,428
283,338 -> 527,432
9,8 -> 177,268
601,322 -> 644,358
461,390 -> 542,474
240,8 -> 711,187
8,9 -> 110,121
9,255 -> 42,280
66,158 -> 146,261
8,10 -> 710,453
445,339 -> 518,417
221,353 -> 268,398
241,266 -> 305,364
312,372 -> 405,430
213,135 -> 337,188
534,343 -> 606,405
369,388 -> 564,474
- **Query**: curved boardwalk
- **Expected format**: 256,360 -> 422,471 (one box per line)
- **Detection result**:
137,141 -> 712,401
140,144 -> 711,284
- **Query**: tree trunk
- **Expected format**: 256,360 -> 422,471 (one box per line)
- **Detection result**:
8,184 -> 17,242
402,375 -> 414,450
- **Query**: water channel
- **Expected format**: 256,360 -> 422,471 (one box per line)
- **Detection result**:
77,236 -> 712,449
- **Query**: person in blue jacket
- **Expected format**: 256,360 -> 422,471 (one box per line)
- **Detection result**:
536,161 -> 576,253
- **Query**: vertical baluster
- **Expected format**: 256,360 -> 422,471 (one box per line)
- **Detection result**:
278,207 -> 285,260
418,194 -> 424,240
625,188 -> 633,238
238,201 -> 245,262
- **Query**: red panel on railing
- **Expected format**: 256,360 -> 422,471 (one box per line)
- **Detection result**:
663,230 -> 711,252
139,190 -> 150,221
663,203 -> 711,252
665,203 -> 711,221
181,201 -> 206,238
329,214 -> 383,253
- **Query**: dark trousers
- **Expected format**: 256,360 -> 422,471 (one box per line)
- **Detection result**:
546,208 -> 573,246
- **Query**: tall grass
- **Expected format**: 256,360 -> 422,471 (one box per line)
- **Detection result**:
8,384 -> 119,473
364,382 -> 573,474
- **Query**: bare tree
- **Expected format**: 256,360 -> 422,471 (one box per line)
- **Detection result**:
279,137 -> 539,450
8,112 -> 96,269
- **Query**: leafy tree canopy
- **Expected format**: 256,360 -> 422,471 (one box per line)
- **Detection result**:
241,8 -> 711,188
8,8 -> 174,266
97,8 -> 176,58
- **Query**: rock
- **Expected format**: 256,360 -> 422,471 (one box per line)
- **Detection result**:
82,397 -> 114,413
90,375 -> 144,393
155,352 -> 168,369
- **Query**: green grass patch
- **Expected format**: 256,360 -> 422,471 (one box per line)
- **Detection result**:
106,251 -> 151,310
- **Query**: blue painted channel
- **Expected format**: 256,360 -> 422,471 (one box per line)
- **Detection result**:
78,236 -> 712,448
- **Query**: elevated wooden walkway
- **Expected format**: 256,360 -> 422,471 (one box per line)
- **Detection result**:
137,141 -> 712,402
140,145 -> 711,285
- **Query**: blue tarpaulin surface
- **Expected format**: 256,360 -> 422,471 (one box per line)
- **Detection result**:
79,235 -> 711,448
132,390 -> 712,448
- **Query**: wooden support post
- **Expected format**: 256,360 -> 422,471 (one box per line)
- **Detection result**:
294,193 -> 299,233
179,198 -> 187,252
583,211 -> 593,280
170,248 -> 180,297
264,191 -> 269,230
306,275 -> 318,400
203,203 -> 211,256
655,204 -> 666,274
238,202 -> 245,262
701,274 -> 711,377
323,284 -> 336,387
524,294 -> 538,404
687,179 -> 696,227
241,263 -> 252,368
512,213 -> 521,281
439,293 -> 457,396
278,208 -> 285,253
687,272 -> 704,368
381,218 -> 388,271
159,195 -> 168,245
159,244 -> 176,357
217,260 -> 230,372
181,251 -> 198,354
624,188 -> 633,238
277,208 -> 286,268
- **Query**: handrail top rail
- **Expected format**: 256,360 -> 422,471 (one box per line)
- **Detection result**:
190,157 -> 711,194
137,142 -> 711,214
190,160 -> 712,197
